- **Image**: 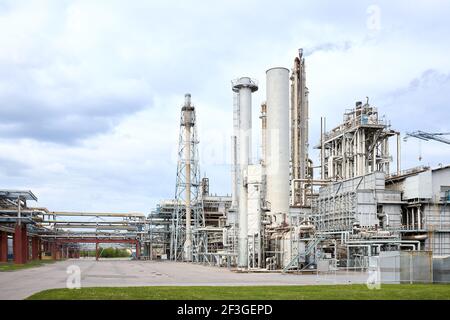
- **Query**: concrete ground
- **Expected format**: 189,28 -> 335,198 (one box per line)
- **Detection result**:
0,259 -> 369,300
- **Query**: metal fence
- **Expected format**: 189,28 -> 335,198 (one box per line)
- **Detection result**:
369,251 -> 433,284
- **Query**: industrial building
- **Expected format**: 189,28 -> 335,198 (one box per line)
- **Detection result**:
0,191 -> 147,263
1,48 -> 449,284
149,48 -> 450,280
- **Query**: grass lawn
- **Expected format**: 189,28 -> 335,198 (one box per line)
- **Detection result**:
0,259 -> 57,272
26,284 -> 450,300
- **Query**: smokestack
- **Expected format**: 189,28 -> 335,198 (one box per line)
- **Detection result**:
232,77 -> 258,268
266,68 -> 290,225
182,93 -> 194,261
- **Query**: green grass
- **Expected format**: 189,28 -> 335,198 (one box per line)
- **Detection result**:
0,259 -> 57,272
26,284 -> 450,300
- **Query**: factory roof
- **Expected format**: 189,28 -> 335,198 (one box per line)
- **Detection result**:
0,190 -> 38,201
432,164 -> 450,172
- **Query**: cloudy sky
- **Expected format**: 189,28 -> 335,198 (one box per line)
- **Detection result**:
0,0 -> 449,213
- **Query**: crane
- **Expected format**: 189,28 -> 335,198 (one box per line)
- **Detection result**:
404,131 -> 450,145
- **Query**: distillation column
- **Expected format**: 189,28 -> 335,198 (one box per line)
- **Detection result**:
290,49 -> 310,206
266,68 -> 290,226
232,77 -> 258,268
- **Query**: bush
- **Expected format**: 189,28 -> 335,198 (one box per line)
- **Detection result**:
100,247 -> 131,258
79,247 -> 131,258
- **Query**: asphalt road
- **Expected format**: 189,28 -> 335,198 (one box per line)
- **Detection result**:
0,259 -> 369,300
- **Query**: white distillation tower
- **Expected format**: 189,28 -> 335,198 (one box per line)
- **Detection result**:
231,77 -> 258,268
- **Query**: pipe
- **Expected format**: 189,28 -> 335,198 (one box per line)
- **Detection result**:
290,178 -> 329,208
403,234 -> 428,241
320,117 -> 324,179
290,51 -> 308,206
231,91 -> 240,209
345,240 -> 421,250
260,103 -> 267,165
257,233 -> 262,269
397,132 -> 401,175
231,135 -> 238,209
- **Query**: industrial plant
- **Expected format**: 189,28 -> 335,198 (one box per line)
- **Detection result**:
1,49 -> 449,283
148,48 -> 450,280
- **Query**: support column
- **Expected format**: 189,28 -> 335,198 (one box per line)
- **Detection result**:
406,209 -> 410,230
95,242 -> 99,261
38,238 -> 42,260
0,231 -> 8,262
51,242 -> 57,260
136,242 -> 141,259
55,245 -> 62,260
13,224 -> 28,264
31,237 -> 39,260
417,207 -> 422,230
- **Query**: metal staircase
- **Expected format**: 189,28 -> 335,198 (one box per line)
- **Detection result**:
282,234 -> 324,273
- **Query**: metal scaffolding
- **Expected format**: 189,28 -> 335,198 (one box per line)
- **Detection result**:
317,100 -> 398,181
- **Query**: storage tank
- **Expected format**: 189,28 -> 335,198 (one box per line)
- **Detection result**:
265,67 -> 290,226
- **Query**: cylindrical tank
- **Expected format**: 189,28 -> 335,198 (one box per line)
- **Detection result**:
265,68 -> 290,226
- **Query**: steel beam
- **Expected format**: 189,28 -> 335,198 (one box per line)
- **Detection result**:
54,238 -> 138,244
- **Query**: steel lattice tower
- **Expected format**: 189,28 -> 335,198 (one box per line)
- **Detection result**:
170,94 -> 205,262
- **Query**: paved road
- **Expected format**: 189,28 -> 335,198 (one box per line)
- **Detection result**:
0,259 -> 369,300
